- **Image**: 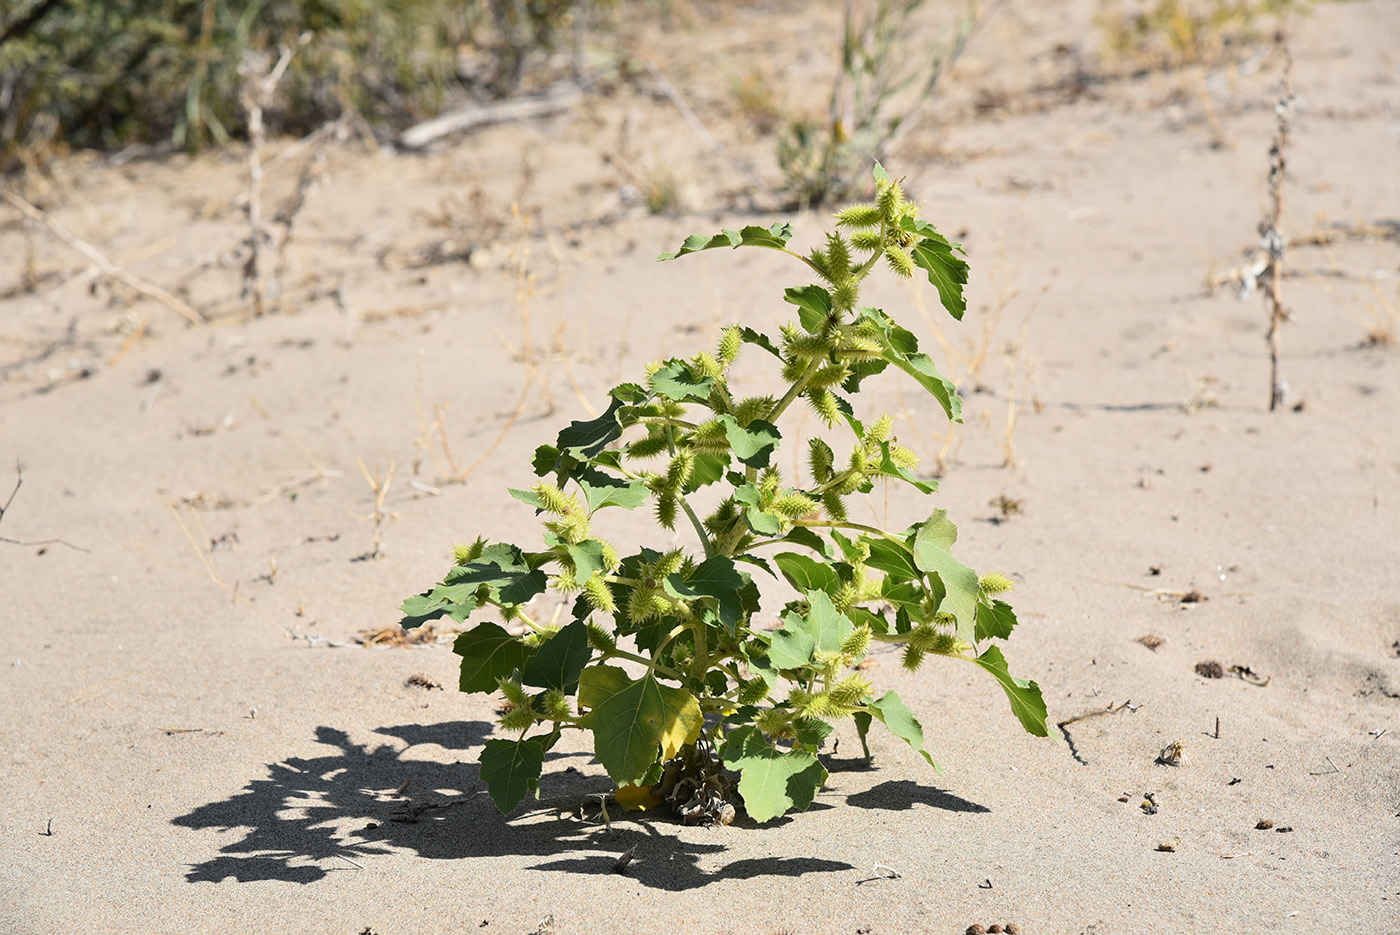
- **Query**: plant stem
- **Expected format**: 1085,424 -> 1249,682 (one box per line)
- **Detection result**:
678,494 -> 714,557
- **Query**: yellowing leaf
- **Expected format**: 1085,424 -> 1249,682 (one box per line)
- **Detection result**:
615,783 -> 663,811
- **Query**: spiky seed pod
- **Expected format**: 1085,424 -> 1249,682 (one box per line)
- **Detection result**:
870,413 -> 894,443
814,649 -> 845,680
586,621 -> 617,653
758,467 -> 782,497
930,632 -> 963,655
648,593 -> 674,620
499,678 -> 530,708
806,692 -> 857,720
835,202 -> 882,229
534,482 -> 577,516
849,229 -> 883,253
979,572 -> 1015,595
655,492 -> 678,530
934,611 -> 958,630
599,540 -> 621,572
452,537 -> 486,566
831,582 -> 857,613
825,232 -> 852,281
626,431 -> 671,460
738,677 -> 770,705
545,512 -> 590,544
665,450 -> 696,493
521,625 -> 559,649
902,644 -> 926,672
784,331 -> 834,360
770,492 -> 821,519
908,623 -> 941,653
807,438 -> 835,483
876,179 -> 904,222
733,395 -> 775,427
806,246 -> 830,279
689,419 -> 730,452
627,587 -> 658,625
889,443 -> 920,468
691,351 -> 723,380
841,624 -> 872,658
831,278 -> 859,313
654,548 -> 687,578
780,356 -> 808,384
717,327 -> 742,367
807,387 -> 840,425
808,362 -> 851,390
658,398 -> 687,420
643,359 -> 663,379
543,689 -> 572,721
583,573 -> 616,613
678,554 -> 697,577
703,498 -> 739,535
499,705 -> 537,733
499,603 -> 521,622
756,706 -> 793,739
835,333 -> 884,361
830,673 -> 873,708
821,489 -> 848,522
550,568 -> 580,594
884,245 -> 915,278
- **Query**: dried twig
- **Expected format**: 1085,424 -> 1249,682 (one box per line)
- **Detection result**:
1261,43 -> 1294,410
1,191 -> 204,326
398,83 -> 581,150
0,461 -> 88,552
354,457 -> 397,559
1057,699 -> 1141,766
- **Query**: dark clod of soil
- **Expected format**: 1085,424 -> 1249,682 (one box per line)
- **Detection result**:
1180,589 -> 1207,603
1256,819 -> 1274,829
1139,633 -> 1165,651
1195,660 -> 1225,678
965,927 -> 987,935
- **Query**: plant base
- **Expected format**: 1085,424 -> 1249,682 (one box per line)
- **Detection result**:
654,738 -> 737,826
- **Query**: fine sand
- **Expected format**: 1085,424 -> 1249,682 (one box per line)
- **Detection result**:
2,2 -> 1398,933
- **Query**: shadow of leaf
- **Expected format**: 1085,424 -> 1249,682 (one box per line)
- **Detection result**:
844,779 -> 990,813
172,720 -> 853,889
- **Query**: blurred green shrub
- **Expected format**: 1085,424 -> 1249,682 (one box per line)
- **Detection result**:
0,0 -> 591,164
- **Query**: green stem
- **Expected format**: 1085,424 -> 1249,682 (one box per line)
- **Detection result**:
793,519 -> 909,549
677,493 -> 714,558
605,646 -> 686,682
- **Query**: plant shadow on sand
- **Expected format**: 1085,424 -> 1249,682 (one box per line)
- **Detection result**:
175,720 -> 990,889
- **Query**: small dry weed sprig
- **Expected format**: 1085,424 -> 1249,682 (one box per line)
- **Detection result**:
354,457 -> 397,560
1259,41 -> 1294,410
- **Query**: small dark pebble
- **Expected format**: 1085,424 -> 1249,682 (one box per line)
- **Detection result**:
989,927 -> 1004,934
966,927 -> 987,935
1255,819 -> 1274,830
1195,660 -> 1225,678
1005,926 -> 1021,935
364,823 -> 378,831
1276,826 -> 1294,833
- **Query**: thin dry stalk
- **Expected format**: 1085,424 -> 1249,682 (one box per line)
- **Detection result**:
355,457 -> 397,559
1,191 -> 204,326
238,36 -> 309,316
270,145 -> 325,312
1261,45 -> 1293,410
553,322 -> 598,417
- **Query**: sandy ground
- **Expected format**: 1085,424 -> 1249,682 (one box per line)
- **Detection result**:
2,2 -> 1398,933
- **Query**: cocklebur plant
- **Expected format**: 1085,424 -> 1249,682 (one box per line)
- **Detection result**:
400,165 -> 1048,824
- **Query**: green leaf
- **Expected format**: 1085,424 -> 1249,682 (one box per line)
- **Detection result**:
766,591 -> 852,669
657,222 -> 794,261
866,690 -> 938,769
975,599 -> 1018,642
508,487 -> 542,509
866,536 -> 917,580
779,526 -> 830,558
784,285 -> 833,334
651,359 -> 715,402
911,510 -> 980,641
854,307 -> 962,422
874,441 -> 936,494
399,582 -> 478,629
872,162 -> 892,186
773,552 -> 841,596
479,738 -> 545,814
520,619 -> 591,693
792,717 -> 834,749
721,725 -> 828,822
972,646 -> 1049,737
575,466 -> 648,512
738,326 -> 783,358
744,507 -> 783,536
555,394 -> 626,461
664,555 -> 746,631
719,416 -> 780,469
908,232 -> 969,321
853,711 -> 874,761
562,539 -> 607,583
577,665 -> 703,785
685,452 -> 730,492
453,623 -> 532,694
802,590 -> 854,652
